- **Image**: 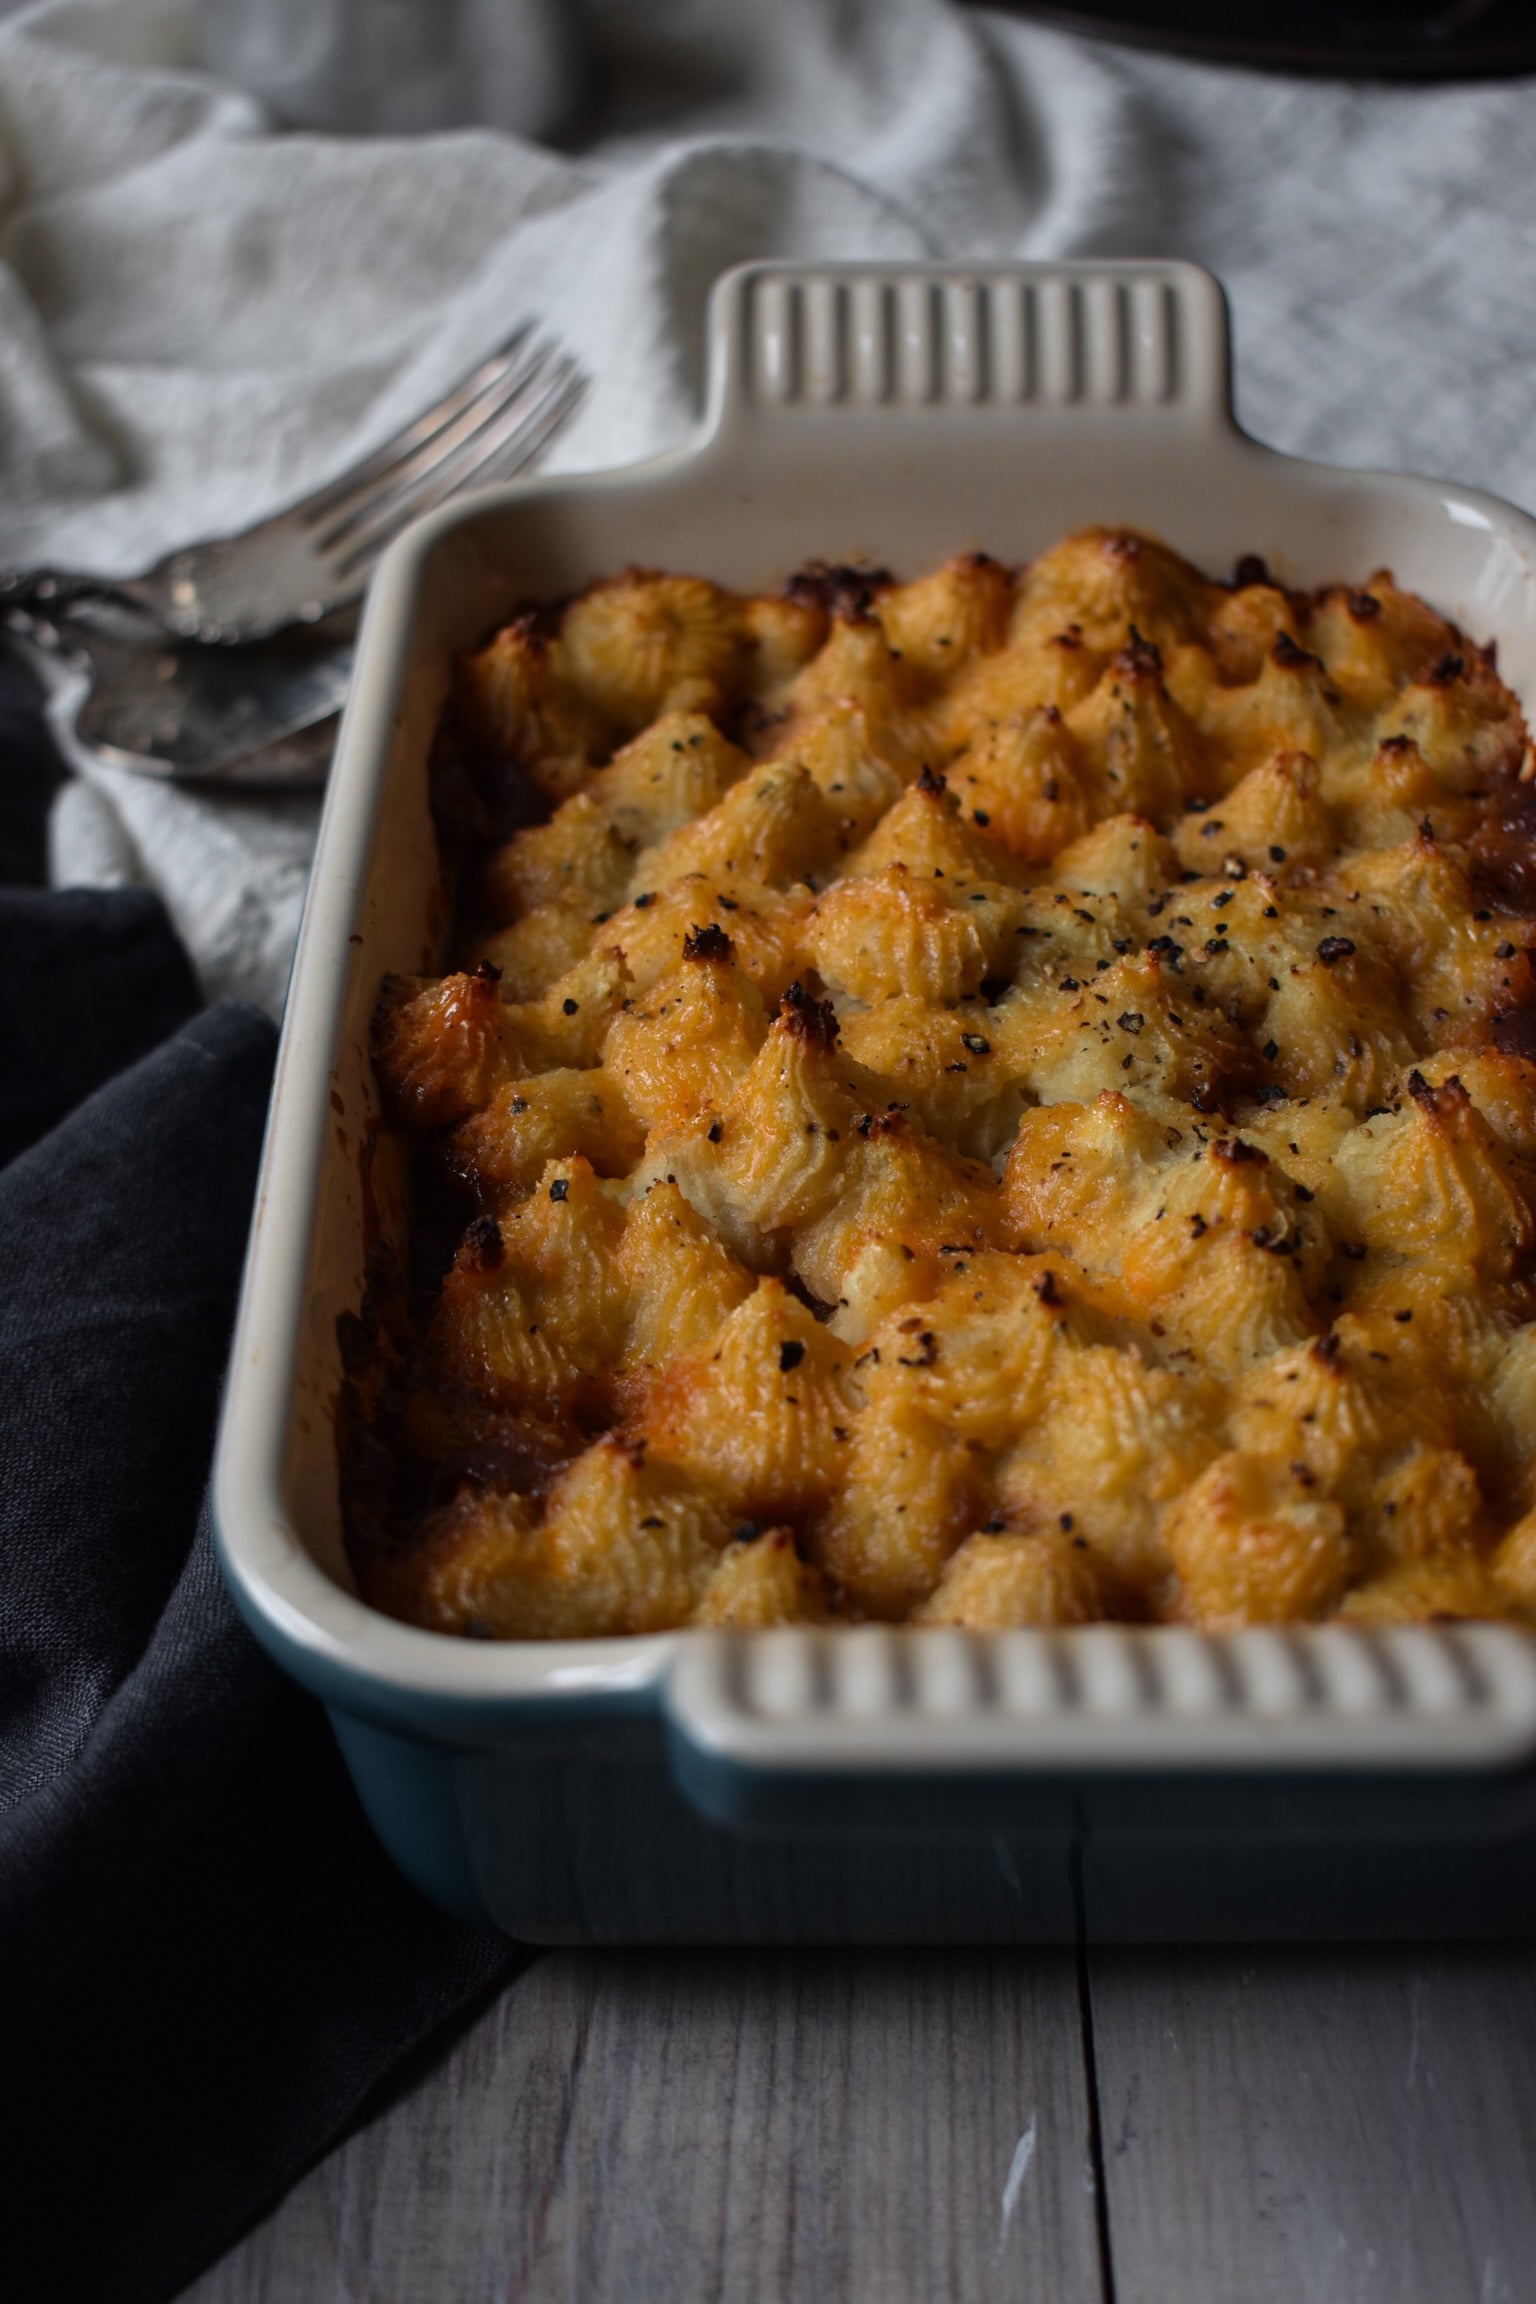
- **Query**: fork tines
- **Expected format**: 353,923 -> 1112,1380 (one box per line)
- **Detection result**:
302,328 -> 586,580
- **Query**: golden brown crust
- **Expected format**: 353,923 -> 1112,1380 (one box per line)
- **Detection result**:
354,537 -> 1536,1638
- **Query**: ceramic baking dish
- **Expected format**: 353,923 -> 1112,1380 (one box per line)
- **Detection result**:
213,260 -> 1536,1942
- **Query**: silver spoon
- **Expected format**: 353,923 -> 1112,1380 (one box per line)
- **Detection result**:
5,600 -> 351,788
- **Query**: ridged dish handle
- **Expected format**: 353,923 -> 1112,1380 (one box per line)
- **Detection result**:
704,260 -> 1235,436
664,1623 -> 1536,1825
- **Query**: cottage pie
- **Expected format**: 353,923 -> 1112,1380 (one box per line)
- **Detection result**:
345,531 -> 1536,1637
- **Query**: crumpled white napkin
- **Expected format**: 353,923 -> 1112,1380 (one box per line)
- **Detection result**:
4,0 -> 1536,1010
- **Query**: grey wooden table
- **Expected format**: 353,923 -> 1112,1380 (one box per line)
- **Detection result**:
185,1940 -> 1535,2303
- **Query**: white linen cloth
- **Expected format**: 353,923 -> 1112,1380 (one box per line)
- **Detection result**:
2,0 -> 1534,1011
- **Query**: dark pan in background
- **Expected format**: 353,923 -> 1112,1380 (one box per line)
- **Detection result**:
985,1 -> 1536,79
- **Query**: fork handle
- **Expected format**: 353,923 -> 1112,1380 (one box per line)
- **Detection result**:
0,568 -> 146,620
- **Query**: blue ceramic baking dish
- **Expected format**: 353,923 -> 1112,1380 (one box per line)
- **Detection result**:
213,260 -> 1536,1942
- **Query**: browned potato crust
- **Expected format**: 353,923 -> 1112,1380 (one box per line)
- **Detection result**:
357,539 -> 1536,1637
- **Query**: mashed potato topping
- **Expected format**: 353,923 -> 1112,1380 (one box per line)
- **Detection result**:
349,532 -> 1536,1636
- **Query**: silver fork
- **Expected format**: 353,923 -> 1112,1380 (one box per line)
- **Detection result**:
0,324 -> 585,645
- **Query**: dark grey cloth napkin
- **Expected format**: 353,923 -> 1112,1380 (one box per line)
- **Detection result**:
0,658 -> 516,2304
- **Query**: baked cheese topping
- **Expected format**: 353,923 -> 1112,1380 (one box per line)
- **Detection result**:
351,532 -> 1536,1635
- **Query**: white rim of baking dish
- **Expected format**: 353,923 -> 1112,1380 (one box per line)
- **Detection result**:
213,259 -> 1536,1773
